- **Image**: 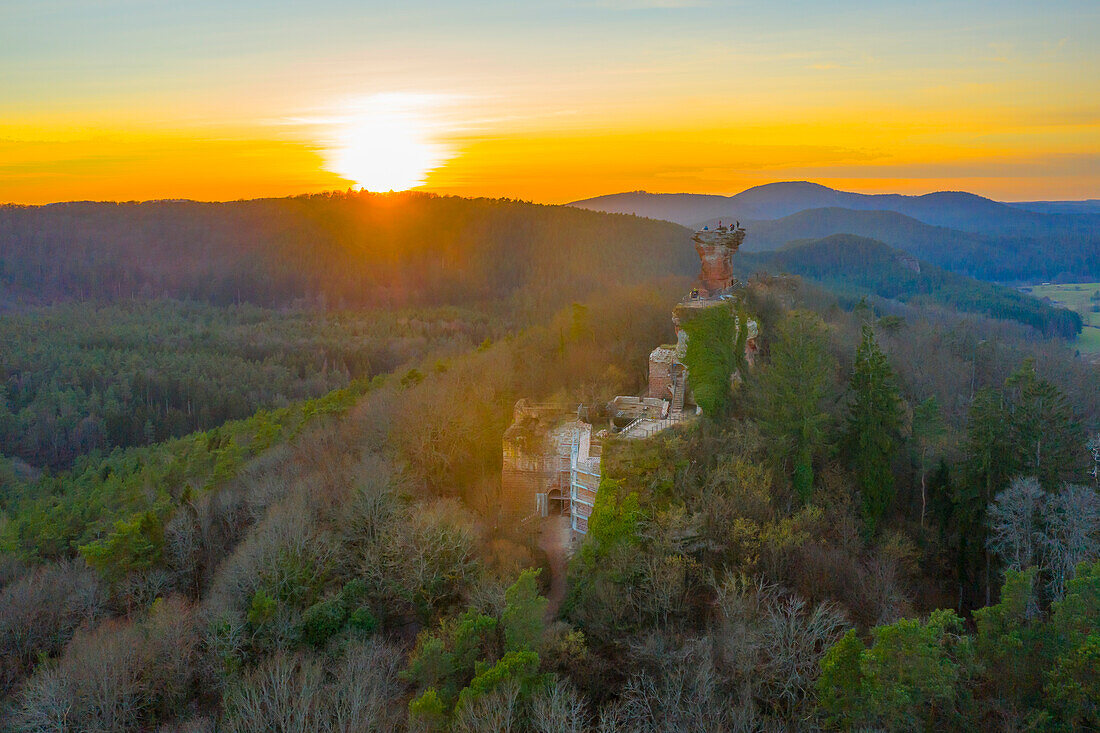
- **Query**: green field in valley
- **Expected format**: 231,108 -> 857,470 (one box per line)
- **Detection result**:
1022,282 -> 1100,355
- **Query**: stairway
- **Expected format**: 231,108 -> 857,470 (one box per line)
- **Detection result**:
670,366 -> 686,416
617,416 -> 646,439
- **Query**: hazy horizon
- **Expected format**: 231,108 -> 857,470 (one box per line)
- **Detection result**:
4,179 -> 1099,209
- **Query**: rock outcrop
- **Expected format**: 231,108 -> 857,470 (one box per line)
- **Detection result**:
692,225 -> 745,296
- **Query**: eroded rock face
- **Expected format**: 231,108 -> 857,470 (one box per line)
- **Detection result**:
692,227 -> 745,295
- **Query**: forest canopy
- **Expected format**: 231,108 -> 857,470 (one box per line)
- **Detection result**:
1,197 -> 1098,731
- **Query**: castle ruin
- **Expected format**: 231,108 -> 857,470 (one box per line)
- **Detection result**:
501,223 -> 757,542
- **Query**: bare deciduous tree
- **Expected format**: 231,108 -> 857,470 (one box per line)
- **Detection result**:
757,596 -> 848,721
1088,433 -> 1100,487
530,676 -> 589,733
10,596 -> 199,733
452,681 -> 521,733
328,639 -> 407,733
0,559 -> 102,695
1041,483 -> 1100,600
221,651 -> 327,733
613,649 -> 730,733
987,477 -> 1100,603
987,476 -> 1044,572
219,639 -> 406,733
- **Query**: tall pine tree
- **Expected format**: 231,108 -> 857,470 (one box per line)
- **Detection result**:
960,386 -> 1012,607
844,325 -> 904,535
753,310 -> 836,503
1003,359 -> 1080,489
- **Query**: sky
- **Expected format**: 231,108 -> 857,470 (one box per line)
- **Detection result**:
2,0 -> 1098,204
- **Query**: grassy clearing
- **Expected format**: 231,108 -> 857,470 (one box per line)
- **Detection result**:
1022,282 -> 1100,354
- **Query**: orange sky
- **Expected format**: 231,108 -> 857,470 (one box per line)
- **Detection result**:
2,1 -> 1098,204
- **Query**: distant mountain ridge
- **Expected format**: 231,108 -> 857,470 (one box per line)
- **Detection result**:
570,182 -> 1100,282
570,181 -> 1099,232
1010,200 -> 1100,215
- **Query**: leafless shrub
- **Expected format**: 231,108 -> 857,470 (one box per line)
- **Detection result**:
221,651 -> 327,733
339,460 -> 402,567
1088,433 -> 1099,487
158,715 -> 215,733
220,641 -> 407,733
164,505 -> 203,595
613,642 -> 731,733
707,572 -> 852,728
0,554 -> 27,588
328,639 -> 407,732
756,596 -> 848,721
631,553 -> 691,628
180,443 -> 303,595
118,567 -> 174,614
854,555 -> 910,627
530,676 -> 589,733
9,595 -> 199,733
356,496 -> 482,620
204,490 -> 331,619
195,486 -> 252,586
9,666 -> 72,732
596,701 -> 629,733
0,559 -> 102,694
452,681 -> 522,733
466,573 -> 509,618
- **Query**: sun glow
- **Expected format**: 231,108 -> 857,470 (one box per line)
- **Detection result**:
322,93 -> 455,192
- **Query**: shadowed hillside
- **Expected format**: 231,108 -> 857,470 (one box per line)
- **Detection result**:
0,192 -> 695,316
738,234 -> 1084,338
721,207 -> 1096,282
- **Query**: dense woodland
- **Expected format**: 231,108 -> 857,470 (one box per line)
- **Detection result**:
0,300 -> 492,471
740,207 -> 1100,283
1,195 -> 1099,731
739,235 -> 1084,339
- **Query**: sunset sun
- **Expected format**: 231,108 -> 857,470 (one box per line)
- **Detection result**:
322,93 -> 454,192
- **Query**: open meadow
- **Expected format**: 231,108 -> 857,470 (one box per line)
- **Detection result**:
1023,282 -> 1100,355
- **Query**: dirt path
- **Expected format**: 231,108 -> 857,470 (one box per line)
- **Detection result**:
539,515 -> 571,618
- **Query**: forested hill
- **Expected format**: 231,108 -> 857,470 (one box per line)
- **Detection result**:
739,234 -> 1084,338
0,192 -> 695,314
731,207 -> 1099,282
738,208 -> 989,255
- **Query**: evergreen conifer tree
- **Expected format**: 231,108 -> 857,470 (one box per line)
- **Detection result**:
754,310 -> 835,503
844,325 -> 904,535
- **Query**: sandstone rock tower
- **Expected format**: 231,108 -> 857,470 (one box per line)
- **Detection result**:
645,222 -> 756,409
692,223 -> 745,296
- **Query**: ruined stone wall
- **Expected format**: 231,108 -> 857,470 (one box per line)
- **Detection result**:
647,346 -> 675,399
500,401 -> 581,521
501,442 -> 544,520
501,441 -> 569,520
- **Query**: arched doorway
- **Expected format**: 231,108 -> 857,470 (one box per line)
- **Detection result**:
547,488 -> 569,516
